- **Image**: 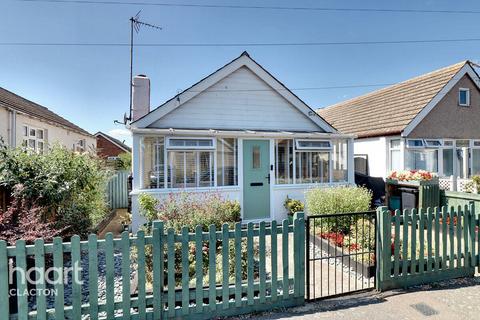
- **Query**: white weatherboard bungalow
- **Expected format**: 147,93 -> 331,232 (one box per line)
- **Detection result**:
129,52 -> 354,230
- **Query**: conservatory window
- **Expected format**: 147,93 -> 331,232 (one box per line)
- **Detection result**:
296,151 -> 329,184
406,139 -> 424,148
168,150 -> 214,188
166,137 -> 215,149
389,139 -> 402,171
406,149 -> 438,172
332,139 -> 348,182
459,88 -> 470,106
472,141 -> 480,176
274,139 -> 293,184
216,138 -> 238,186
425,139 -> 442,147
142,137 -> 165,189
295,139 -> 331,150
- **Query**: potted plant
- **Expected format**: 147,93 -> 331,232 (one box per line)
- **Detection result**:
284,196 -> 304,224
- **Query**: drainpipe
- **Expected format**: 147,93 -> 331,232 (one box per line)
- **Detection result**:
7,109 -> 17,147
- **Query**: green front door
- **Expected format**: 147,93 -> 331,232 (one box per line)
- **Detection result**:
243,140 -> 270,220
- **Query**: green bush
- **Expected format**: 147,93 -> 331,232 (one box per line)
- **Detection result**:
138,192 -> 246,286
140,192 -> 241,232
306,186 -> 372,233
0,142 -> 110,238
284,196 -> 304,216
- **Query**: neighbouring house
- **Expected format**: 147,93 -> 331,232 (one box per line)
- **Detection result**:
95,131 -> 131,160
0,87 -> 96,153
129,52 -> 354,230
318,60 -> 480,191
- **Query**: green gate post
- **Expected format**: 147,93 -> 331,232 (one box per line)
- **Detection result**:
293,212 -> 305,302
376,206 -> 391,291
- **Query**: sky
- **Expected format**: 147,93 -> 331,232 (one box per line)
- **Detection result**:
1,0 -> 480,146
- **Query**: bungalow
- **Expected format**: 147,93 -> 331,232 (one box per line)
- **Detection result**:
95,131 -> 131,160
129,52 -> 354,230
0,87 -> 96,153
319,60 -> 480,191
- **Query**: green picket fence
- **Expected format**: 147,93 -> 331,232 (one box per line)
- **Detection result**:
106,170 -> 129,210
376,204 -> 479,290
0,213 -> 305,320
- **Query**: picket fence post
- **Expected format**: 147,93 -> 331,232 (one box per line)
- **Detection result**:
376,206 -> 391,291
293,212 -> 305,300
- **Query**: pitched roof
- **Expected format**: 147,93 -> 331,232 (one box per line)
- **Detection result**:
94,131 -> 131,153
317,61 -> 470,138
0,87 -> 92,137
131,51 -> 337,133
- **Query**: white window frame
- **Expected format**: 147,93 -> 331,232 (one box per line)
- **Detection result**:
22,124 -> 45,153
295,139 -> 332,150
388,138 -> 402,172
458,88 -> 470,107
406,139 -> 425,148
424,139 -> 443,148
166,137 -> 216,150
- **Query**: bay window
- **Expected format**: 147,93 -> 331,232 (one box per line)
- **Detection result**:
296,151 -> 329,183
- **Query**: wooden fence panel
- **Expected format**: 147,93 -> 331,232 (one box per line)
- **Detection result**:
106,170 -> 129,210
377,204 -> 478,291
1,213 -> 306,319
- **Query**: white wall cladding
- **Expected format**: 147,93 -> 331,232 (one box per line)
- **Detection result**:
354,137 -> 387,178
149,66 -> 322,132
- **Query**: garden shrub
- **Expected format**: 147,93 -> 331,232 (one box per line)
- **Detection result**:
306,186 -> 372,233
138,192 -> 248,286
284,196 -> 304,216
0,142 -> 110,238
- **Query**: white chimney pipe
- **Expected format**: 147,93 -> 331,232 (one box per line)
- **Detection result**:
132,75 -> 150,121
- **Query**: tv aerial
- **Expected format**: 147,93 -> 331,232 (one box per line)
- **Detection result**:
114,11 -> 162,125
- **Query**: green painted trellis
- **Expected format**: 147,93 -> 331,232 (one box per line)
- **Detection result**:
0,212 -> 306,320
376,204 -> 479,291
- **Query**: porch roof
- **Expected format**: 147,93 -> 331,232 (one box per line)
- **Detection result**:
129,127 -> 355,139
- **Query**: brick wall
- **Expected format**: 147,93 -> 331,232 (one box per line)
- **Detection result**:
96,135 -> 126,158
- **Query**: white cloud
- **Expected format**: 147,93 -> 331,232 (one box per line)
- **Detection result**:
107,128 -> 132,147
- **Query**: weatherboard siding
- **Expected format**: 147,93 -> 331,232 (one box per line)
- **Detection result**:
149,66 -> 322,132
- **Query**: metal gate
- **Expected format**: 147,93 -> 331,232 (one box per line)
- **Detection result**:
306,211 -> 377,301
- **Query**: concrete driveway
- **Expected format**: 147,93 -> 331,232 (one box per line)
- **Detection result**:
228,276 -> 480,320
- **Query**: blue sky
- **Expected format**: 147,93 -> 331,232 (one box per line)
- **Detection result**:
1,0 -> 480,146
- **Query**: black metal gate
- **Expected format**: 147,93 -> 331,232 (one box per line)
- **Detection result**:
306,211 -> 377,301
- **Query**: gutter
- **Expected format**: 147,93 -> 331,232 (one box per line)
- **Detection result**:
128,127 -> 356,139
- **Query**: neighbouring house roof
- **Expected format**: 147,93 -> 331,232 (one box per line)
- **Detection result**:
131,51 -> 337,133
94,131 -> 131,153
0,87 -> 93,137
318,61 -> 478,138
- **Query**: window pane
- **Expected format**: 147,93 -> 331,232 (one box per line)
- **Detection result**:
217,138 -> 238,186
472,149 -> 480,176
37,141 -> 44,154
169,138 -> 213,148
332,139 -> 348,182
23,126 -> 28,137
29,129 -> 36,137
296,151 -> 329,184
28,139 -> 36,149
390,150 -> 401,171
252,146 -> 260,169
297,140 -> 331,149
199,151 -> 214,187
443,149 -> 454,176
406,150 -> 438,172
407,139 -> 424,147
168,150 -> 214,188
459,89 -> 469,105
37,130 -> 44,140
390,139 -> 401,149
275,139 -> 293,184
143,137 -> 164,189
